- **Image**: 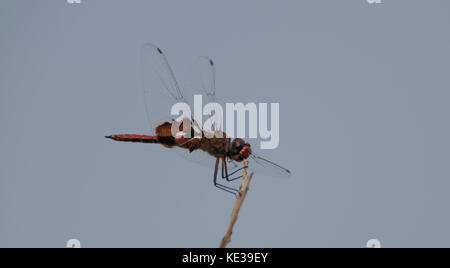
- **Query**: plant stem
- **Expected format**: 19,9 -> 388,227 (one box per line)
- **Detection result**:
219,159 -> 254,248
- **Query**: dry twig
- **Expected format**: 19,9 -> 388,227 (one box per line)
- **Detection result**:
219,159 -> 254,248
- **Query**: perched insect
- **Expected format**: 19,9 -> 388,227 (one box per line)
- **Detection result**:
106,44 -> 290,197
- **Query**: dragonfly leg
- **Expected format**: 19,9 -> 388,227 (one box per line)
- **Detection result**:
221,158 -> 246,182
214,158 -> 239,197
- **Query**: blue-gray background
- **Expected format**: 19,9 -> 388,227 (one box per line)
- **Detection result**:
1,0 -> 449,248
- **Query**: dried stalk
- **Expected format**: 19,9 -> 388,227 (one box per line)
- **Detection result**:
219,159 -> 254,248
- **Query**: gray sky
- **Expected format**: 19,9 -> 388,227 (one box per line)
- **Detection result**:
1,0 -> 450,247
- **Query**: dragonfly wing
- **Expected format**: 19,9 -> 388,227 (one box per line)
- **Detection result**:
184,56 -> 224,133
141,43 -> 188,134
140,45 -> 220,169
174,147 -> 217,169
185,56 -> 217,102
247,154 -> 292,178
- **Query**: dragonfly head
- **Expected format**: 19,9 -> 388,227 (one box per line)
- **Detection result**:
230,138 -> 252,162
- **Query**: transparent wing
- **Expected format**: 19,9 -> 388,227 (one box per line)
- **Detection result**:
141,43 -> 187,134
196,56 -> 217,102
175,55 -> 229,169
175,147 -> 217,169
185,56 -> 224,133
185,56 -> 217,103
140,44 -> 219,170
247,154 -> 291,178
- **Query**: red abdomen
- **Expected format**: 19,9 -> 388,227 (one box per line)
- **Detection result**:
105,134 -> 159,143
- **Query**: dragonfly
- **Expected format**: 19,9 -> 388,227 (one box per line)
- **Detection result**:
106,44 -> 291,197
